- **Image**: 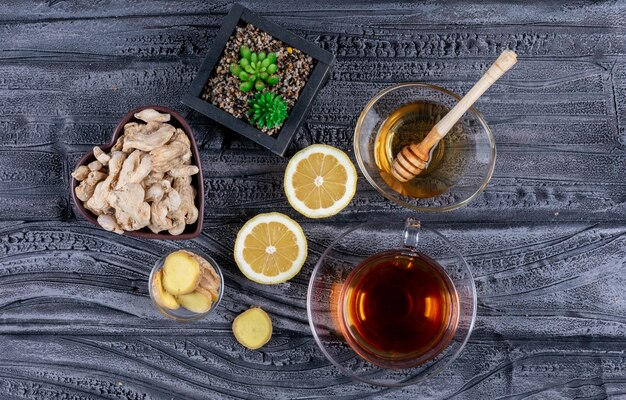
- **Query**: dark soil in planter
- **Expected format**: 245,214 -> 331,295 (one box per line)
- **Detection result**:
201,23 -> 315,136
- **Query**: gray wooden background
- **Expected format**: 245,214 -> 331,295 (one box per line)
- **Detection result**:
1,1 -> 625,399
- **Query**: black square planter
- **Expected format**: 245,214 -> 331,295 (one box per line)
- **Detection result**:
182,4 -> 335,156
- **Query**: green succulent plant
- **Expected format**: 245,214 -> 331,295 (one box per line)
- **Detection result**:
230,46 -> 279,92
247,91 -> 288,129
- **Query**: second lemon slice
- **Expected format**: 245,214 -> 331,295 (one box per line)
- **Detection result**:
284,144 -> 357,218
234,212 -> 307,284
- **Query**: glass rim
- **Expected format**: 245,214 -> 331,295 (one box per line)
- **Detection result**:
148,249 -> 225,322
353,82 -> 497,212
306,219 -> 477,387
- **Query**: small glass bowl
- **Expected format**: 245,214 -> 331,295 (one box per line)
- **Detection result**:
354,83 -> 496,212
307,218 -> 477,387
149,249 -> 224,322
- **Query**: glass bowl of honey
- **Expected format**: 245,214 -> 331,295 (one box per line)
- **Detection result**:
354,82 -> 496,212
307,218 -> 476,387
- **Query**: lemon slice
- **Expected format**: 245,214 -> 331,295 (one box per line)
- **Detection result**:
284,144 -> 357,218
234,212 -> 307,284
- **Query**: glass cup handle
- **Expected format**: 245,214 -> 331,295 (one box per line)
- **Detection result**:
403,217 -> 421,250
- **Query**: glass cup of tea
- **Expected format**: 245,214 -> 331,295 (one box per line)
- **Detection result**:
354,83 -> 496,212
307,218 -> 476,387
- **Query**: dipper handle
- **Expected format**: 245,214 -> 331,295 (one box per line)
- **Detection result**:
433,50 -> 517,139
391,50 -> 517,182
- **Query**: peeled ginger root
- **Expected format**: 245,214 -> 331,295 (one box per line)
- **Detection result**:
177,291 -> 212,313
232,307 -> 273,350
151,270 -> 180,310
162,251 -> 201,295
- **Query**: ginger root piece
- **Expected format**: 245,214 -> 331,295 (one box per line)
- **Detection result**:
75,171 -> 107,202
143,171 -> 165,189
135,108 -> 171,123
232,307 -> 273,350
108,183 -> 151,231
172,129 -> 193,164
162,251 -> 201,295
171,128 -> 191,149
163,211 -> 186,235
145,180 -> 170,203
167,220 -> 186,236
168,165 -> 199,178
122,123 -> 175,153
150,141 -> 190,173
115,150 -> 152,189
122,122 -> 140,135
88,160 -> 103,171
111,136 -> 125,152
71,165 -> 90,181
97,214 -> 123,234
152,270 -> 180,310
176,291 -> 212,313
148,187 -> 182,233
84,151 -> 127,216
93,146 -> 111,165
173,176 -> 198,225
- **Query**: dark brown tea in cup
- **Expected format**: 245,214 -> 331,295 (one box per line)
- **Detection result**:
339,250 -> 459,368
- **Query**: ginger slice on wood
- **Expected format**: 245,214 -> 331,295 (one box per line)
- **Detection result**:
232,307 -> 273,350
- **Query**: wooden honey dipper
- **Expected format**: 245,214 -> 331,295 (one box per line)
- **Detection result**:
391,50 -> 518,182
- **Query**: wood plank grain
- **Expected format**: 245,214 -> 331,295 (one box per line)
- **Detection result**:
0,221 -> 625,399
612,62 -> 626,143
0,58 -> 615,146
1,1 -> 625,399
0,1 -> 624,28
0,12 -> 625,62
0,56 -> 624,222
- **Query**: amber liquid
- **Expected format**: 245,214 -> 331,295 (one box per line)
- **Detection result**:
374,102 -> 468,198
339,250 -> 459,368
